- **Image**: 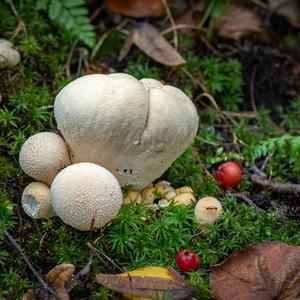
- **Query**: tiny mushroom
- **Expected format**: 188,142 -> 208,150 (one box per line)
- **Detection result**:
174,193 -> 196,206
194,197 -> 223,226
19,132 -> 71,186
154,180 -> 171,195
50,163 -> 123,231
158,199 -> 170,208
175,186 -> 194,195
22,182 -> 56,219
141,184 -> 157,204
123,190 -> 142,205
0,39 -> 20,67
54,73 -> 198,189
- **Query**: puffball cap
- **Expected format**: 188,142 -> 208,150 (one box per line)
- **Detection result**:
195,196 -> 223,225
22,182 -> 55,219
50,163 -> 123,231
54,73 -> 198,189
19,132 -> 71,185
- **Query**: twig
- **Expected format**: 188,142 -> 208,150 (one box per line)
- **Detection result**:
250,67 -> 258,116
65,39 -> 78,77
252,165 -> 267,178
4,230 -> 57,298
260,156 -> 270,173
182,68 -> 208,93
228,192 -> 264,212
7,0 -> 26,39
87,242 -> 127,273
65,258 -> 93,292
250,174 -> 300,196
161,0 -> 178,49
161,24 -> 207,35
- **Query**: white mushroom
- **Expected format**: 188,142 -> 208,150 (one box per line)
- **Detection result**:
0,39 -> 20,67
175,186 -> 194,195
54,74 -> 198,189
174,193 -> 196,206
164,190 -> 177,200
154,180 -> 171,195
141,184 -> 157,204
22,182 -> 55,219
50,163 -> 122,231
194,197 -> 223,226
123,190 -> 142,205
19,132 -> 71,186
158,199 -> 170,208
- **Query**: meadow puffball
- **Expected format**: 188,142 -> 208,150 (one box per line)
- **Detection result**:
19,132 -> 71,185
194,197 -> 223,225
50,163 -> 122,231
22,182 -> 55,219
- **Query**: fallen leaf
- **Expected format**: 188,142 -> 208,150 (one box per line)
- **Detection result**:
119,22 -> 186,67
45,263 -> 75,288
104,0 -> 164,18
96,266 -> 195,299
268,0 -> 300,24
211,241 -> 300,300
217,4 -> 265,40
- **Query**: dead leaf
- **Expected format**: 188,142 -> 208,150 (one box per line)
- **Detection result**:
104,0 -> 164,18
119,22 -> 186,67
96,266 -> 195,299
217,4 -> 265,40
268,0 -> 300,24
45,263 -> 75,288
211,241 -> 300,300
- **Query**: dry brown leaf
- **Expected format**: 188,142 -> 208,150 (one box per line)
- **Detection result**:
119,22 -> 186,67
45,264 -> 75,288
96,266 -> 195,299
218,4 -> 265,40
211,241 -> 300,300
104,0 -> 164,18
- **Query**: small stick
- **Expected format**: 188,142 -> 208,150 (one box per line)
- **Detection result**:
250,174 -> 300,196
252,165 -> 267,178
3,230 -> 58,298
87,242 -> 127,273
228,192 -> 264,212
161,0 -> 178,49
65,257 -> 93,292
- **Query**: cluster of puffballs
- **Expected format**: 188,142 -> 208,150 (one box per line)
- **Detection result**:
19,73 -> 222,231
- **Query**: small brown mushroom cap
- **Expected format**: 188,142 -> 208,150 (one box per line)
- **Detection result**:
141,184 -> 157,204
154,180 -> 171,195
174,193 -> 196,206
123,190 -> 142,205
19,132 -> 71,185
194,197 -> 223,225
175,186 -> 194,195
22,182 -> 56,219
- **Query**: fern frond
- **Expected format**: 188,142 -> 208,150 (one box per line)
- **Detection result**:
36,0 -> 96,47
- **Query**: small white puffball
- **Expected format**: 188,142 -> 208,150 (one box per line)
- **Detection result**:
174,193 -> 196,206
19,132 -> 71,186
50,163 -> 122,231
0,39 -> 20,67
158,199 -> 170,208
154,180 -> 171,195
175,186 -> 194,195
123,190 -> 142,205
194,197 -> 223,226
141,184 -> 157,204
22,182 -> 55,219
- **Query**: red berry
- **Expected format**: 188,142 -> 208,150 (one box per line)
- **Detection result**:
215,161 -> 242,188
176,249 -> 200,272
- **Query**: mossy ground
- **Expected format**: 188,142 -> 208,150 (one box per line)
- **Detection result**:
0,1 -> 300,299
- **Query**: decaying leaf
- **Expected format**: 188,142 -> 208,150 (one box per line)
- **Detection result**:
45,263 -> 75,288
211,241 -> 300,300
22,264 -> 77,300
119,22 -> 186,67
96,266 -> 195,299
104,0 -> 164,18
217,4 -> 265,40
268,0 -> 300,25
